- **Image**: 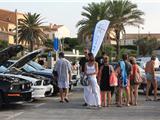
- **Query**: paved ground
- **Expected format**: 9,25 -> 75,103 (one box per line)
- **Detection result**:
0,86 -> 160,120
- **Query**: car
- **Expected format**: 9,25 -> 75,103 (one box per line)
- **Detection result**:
70,61 -> 80,87
0,48 -> 54,99
0,73 -> 53,98
2,59 -> 59,95
0,45 -> 32,108
136,56 -> 160,70
0,74 -> 32,108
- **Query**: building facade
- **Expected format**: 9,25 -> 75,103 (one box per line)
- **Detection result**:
121,33 -> 160,46
0,9 -> 24,44
41,23 -> 71,40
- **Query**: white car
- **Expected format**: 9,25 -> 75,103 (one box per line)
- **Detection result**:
0,73 -> 53,98
136,57 -> 160,69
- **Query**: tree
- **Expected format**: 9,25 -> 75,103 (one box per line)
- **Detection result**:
77,0 -> 144,59
44,39 -> 53,50
63,37 -> 79,51
18,12 -> 46,51
107,0 -> 144,59
0,40 -> 8,51
136,37 -> 160,56
76,2 -> 108,47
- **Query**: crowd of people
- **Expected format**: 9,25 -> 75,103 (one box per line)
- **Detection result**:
53,48 -> 158,108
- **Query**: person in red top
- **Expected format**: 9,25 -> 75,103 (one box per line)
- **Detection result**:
129,57 -> 140,105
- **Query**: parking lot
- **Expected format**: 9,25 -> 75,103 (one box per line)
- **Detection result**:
0,86 -> 160,120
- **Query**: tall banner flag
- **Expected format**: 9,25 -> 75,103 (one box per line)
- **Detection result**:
53,37 -> 59,52
91,20 -> 110,57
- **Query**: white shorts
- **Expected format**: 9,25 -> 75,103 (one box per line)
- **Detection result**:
58,81 -> 69,89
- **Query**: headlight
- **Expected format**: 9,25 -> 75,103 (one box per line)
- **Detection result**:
10,85 -> 13,90
21,84 -> 25,90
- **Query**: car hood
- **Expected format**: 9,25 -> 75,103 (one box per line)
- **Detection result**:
9,48 -> 45,69
0,73 -> 38,84
32,70 -> 52,76
0,45 -> 23,65
38,69 -> 52,74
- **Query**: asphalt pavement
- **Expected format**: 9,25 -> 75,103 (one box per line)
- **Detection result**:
0,86 -> 160,120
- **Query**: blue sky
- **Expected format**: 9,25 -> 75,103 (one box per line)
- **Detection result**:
0,0 -> 160,37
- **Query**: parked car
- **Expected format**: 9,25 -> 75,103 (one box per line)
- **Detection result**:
136,56 -> 160,70
4,61 -> 59,95
0,45 -> 32,108
0,48 -> 54,99
0,74 -> 32,108
0,73 -> 53,98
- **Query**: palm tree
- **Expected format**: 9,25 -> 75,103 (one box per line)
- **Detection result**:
76,2 -> 109,46
77,0 -> 144,59
18,12 -> 46,51
107,0 -> 144,59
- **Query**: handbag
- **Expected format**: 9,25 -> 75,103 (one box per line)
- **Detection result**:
80,75 -> 89,86
134,72 -> 142,84
109,72 -> 118,86
133,65 -> 142,84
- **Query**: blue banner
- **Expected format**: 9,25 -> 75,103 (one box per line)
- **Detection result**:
53,37 -> 59,52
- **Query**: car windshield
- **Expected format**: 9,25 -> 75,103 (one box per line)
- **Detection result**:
22,64 -> 36,72
28,61 -> 45,70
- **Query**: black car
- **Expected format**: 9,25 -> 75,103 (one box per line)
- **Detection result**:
0,45 -> 32,108
3,64 -> 58,95
0,75 -> 32,107
2,49 -> 59,95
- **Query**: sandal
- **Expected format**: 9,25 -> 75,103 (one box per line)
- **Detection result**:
59,100 -> 64,103
64,98 -> 69,103
153,98 -> 158,101
126,104 -> 130,107
117,104 -> 122,107
145,98 -> 152,101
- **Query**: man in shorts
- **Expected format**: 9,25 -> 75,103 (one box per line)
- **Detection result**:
54,52 -> 72,103
145,55 -> 158,101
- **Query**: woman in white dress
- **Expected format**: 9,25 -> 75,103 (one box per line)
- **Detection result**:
84,53 -> 101,107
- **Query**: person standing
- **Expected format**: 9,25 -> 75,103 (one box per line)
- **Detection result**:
98,55 -> 114,107
145,56 -> 158,101
116,54 -> 131,107
96,52 -> 107,69
54,52 -> 72,103
84,52 -> 101,107
79,48 -> 89,106
129,57 -> 140,105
